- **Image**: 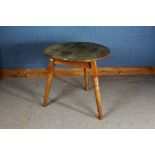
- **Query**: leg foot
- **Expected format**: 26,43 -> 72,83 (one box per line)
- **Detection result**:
42,101 -> 48,107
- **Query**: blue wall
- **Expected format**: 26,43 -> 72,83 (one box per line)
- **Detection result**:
0,26 -> 155,69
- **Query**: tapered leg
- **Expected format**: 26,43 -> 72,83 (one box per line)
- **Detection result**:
43,59 -> 55,107
84,68 -> 89,91
91,60 -> 103,120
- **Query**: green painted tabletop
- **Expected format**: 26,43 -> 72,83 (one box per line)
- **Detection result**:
44,42 -> 110,62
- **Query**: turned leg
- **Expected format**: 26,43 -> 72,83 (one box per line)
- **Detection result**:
84,68 -> 89,91
43,59 -> 55,107
91,60 -> 103,120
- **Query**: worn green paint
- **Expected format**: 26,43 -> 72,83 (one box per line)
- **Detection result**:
44,42 -> 110,62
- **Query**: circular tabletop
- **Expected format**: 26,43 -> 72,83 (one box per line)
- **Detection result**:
44,42 -> 110,62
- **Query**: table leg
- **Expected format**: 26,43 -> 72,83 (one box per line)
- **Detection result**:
43,60 -> 55,107
91,60 -> 103,120
84,68 -> 89,91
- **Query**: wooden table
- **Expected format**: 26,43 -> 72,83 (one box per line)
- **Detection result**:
43,42 -> 110,120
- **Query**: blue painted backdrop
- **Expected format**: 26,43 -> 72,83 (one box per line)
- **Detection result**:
0,26 -> 155,69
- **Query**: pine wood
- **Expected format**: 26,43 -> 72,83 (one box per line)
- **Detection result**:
54,60 -> 90,68
90,61 -> 103,120
1,67 -> 155,78
42,59 -> 104,119
84,68 -> 89,91
42,60 -> 55,107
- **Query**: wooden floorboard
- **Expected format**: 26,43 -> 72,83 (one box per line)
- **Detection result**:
0,67 -> 155,78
